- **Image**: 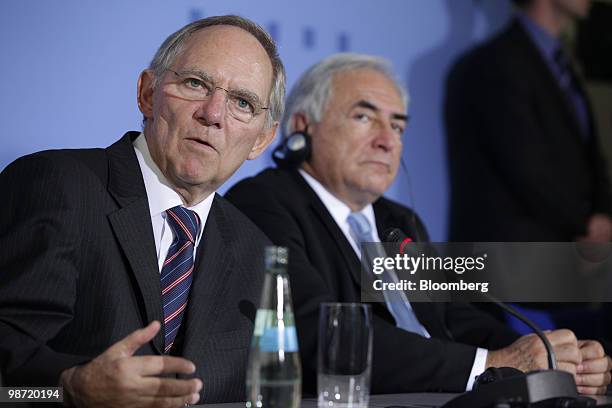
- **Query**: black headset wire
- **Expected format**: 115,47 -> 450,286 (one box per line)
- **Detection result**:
400,155 -> 423,243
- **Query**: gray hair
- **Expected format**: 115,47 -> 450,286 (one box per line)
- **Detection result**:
148,15 -> 285,128
281,53 -> 408,137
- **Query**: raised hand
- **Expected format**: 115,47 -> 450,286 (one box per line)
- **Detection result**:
60,321 -> 202,407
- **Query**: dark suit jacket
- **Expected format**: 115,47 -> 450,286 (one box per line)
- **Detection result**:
225,168 -> 519,394
445,20 -> 612,242
0,132 -> 268,403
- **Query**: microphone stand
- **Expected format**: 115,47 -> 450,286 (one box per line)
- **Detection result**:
383,228 -> 596,407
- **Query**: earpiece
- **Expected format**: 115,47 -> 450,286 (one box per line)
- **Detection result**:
272,127 -> 312,169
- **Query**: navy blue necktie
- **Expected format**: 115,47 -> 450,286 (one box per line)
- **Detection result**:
161,206 -> 200,353
554,48 -> 590,139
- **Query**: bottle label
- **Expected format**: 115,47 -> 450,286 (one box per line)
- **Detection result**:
254,310 -> 299,352
254,309 -> 272,336
260,326 -> 299,352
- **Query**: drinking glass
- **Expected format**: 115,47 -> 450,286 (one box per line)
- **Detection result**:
318,303 -> 372,408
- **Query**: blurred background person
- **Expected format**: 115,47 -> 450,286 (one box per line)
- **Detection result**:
444,0 -> 612,340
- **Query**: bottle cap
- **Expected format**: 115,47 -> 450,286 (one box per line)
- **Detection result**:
265,246 -> 289,266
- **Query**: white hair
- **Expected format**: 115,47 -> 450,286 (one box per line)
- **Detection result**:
281,53 -> 408,137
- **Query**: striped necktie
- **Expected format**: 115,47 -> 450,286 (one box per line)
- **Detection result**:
161,206 -> 200,353
347,212 -> 429,337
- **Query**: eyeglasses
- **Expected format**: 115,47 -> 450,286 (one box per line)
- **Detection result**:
167,70 -> 269,124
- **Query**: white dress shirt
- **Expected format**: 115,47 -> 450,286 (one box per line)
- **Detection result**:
298,169 -> 487,390
133,133 -> 214,271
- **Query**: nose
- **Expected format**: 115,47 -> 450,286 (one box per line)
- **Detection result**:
373,122 -> 400,152
194,87 -> 227,128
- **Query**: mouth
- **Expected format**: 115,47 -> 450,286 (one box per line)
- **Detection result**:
185,138 -> 217,152
362,160 -> 391,171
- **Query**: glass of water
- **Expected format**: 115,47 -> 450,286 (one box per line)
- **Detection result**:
318,302 -> 372,408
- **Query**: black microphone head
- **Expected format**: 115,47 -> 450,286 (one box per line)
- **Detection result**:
474,367 -> 525,389
383,227 -> 407,243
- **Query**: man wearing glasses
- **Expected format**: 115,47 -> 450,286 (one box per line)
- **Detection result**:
0,15 -> 283,407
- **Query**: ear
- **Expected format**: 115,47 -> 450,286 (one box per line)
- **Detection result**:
247,122 -> 279,160
291,112 -> 309,133
291,112 -> 321,139
137,69 -> 155,119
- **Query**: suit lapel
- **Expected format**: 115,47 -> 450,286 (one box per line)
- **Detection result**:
106,132 -> 164,353
373,201 -> 398,242
291,172 -> 363,286
181,195 -> 234,362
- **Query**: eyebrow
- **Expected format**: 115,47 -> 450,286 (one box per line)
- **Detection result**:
353,100 -> 409,122
178,68 -> 265,106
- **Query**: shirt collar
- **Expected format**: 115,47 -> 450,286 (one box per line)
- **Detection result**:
133,132 -> 214,232
298,169 -> 378,240
517,12 -> 561,63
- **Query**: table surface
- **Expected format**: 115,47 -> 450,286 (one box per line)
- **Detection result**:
195,393 -> 612,407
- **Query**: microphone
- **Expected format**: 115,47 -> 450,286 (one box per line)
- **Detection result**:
383,228 -> 590,408
383,227 -> 557,370
385,227 -> 412,244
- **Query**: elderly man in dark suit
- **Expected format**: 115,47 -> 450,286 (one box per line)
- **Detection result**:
226,53 -> 612,396
0,15 -> 283,407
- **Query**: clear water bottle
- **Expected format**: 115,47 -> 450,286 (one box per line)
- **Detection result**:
246,246 -> 302,408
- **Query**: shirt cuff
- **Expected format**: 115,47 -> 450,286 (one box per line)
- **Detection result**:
466,348 -> 488,391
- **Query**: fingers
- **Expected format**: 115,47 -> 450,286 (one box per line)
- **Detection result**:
133,356 -> 197,376
140,377 -> 203,397
578,355 -> 612,374
574,342 -> 611,396
577,385 -> 609,396
104,321 -> 161,359
61,322 -> 205,407
141,392 -> 201,407
557,362 -> 577,376
576,371 -> 612,388
553,343 -> 582,366
545,329 -> 578,347
544,330 -> 582,367
578,340 -> 606,361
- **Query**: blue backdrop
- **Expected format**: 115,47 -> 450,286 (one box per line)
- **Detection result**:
0,0 -> 513,241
